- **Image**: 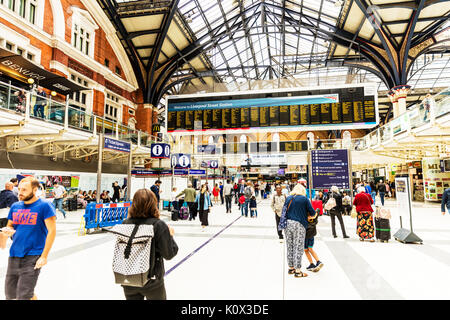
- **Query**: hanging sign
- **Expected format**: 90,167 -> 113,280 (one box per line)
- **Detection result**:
151,143 -> 171,159
171,153 -> 191,169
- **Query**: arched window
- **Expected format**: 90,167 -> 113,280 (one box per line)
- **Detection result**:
343,131 -> 351,140
240,135 -> 248,143
307,132 -> 314,149
208,136 -> 214,145
272,133 -> 280,142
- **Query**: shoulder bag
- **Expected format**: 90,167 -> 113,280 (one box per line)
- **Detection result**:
278,196 -> 295,231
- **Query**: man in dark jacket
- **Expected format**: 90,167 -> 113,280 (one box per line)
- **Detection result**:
151,180 -> 162,206
0,182 -> 19,228
377,180 -> 386,206
326,186 -> 349,239
442,188 -> 450,215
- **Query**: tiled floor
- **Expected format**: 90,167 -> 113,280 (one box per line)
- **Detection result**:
0,196 -> 448,300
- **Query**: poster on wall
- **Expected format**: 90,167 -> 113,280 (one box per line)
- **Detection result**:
422,158 -> 450,201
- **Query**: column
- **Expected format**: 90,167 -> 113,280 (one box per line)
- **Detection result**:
388,90 -> 399,119
392,85 -> 411,117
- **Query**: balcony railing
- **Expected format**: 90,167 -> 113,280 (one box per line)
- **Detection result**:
0,79 -> 166,147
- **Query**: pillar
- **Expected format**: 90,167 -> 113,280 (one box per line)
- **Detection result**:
392,85 -> 411,117
388,90 -> 399,119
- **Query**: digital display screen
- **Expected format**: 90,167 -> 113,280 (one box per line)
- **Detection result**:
167,86 -> 377,132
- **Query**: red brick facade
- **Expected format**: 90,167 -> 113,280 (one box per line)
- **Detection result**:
0,0 -> 153,133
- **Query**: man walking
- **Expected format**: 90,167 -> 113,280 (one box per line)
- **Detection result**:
150,180 -> 162,207
52,181 -> 67,218
0,176 -> 56,300
0,182 -> 19,228
243,181 -> 253,217
377,180 -> 386,206
271,185 -> 286,242
176,183 -> 197,220
219,182 -> 224,205
223,179 -> 233,213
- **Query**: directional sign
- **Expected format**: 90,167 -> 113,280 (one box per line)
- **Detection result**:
310,149 -> 350,189
104,137 -> 130,153
171,153 -> 191,169
151,143 -> 170,159
209,160 -> 219,169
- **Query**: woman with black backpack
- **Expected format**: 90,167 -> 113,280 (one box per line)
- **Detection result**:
326,186 -> 349,239
117,189 -> 178,300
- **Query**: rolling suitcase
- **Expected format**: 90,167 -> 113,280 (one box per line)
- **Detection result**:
171,209 -> 179,221
179,206 -> 189,220
375,217 -> 391,242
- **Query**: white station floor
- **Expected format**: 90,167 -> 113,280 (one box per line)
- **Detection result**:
0,196 -> 449,300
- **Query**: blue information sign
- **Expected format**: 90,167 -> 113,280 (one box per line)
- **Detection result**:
311,149 -> 350,189
209,160 -> 219,169
104,137 -> 130,153
189,169 -> 206,175
151,143 -> 170,159
131,169 -> 172,176
171,154 -> 191,169
197,145 -> 217,154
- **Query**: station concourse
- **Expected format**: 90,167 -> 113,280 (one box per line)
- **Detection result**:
0,0 -> 449,302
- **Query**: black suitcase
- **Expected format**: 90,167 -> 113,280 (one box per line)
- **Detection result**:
67,198 -> 77,211
375,217 -> 391,242
171,210 -> 179,221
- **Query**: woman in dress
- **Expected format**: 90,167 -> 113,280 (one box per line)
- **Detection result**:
195,184 -> 213,231
212,183 -> 220,204
353,186 -> 375,242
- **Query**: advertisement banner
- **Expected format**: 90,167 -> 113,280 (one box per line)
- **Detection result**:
240,154 -> 287,167
395,177 -> 412,230
422,158 -> 450,201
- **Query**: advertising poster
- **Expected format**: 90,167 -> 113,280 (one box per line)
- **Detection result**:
422,158 -> 450,201
71,176 -> 80,188
395,177 -> 412,231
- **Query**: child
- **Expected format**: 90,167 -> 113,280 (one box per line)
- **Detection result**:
249,195 -> 257,218
305,208 -> 324,272
239,194 -> 246,216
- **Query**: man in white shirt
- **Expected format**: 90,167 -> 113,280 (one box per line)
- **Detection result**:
223,179 -> 234,213
271,185 -> 286,242
52,182 -> 67,218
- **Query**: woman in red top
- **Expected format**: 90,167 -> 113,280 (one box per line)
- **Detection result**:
212,183 -> 220,204
353,186 -> 375,242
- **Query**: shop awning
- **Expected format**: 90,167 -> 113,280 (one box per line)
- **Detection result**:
0,49 -> 88,95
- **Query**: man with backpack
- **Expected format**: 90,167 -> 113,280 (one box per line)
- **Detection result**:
243,181 -> 253,218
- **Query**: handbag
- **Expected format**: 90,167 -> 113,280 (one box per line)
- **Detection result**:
351,206 -> 358,218
324,195 -> 336,211
278,196 -> 295,231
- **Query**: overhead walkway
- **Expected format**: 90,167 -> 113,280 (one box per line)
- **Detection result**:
0,80 -> 164,167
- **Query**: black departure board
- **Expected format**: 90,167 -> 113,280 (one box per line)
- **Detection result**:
269,106 -> 279,126
250,107 -> 259,127
176,110 -> 186,129
279,105 -> 290,126
331,103 -> 341,124
168,111 -> 176,131
185,110 -> 194,130
280,141 -> 308,152
223,143 -> 248,154
300,105 -> 310,125
320,104 -> 331,124
241,107 -> 250,128
167,85 -> 377,132
290,105 -> 299,126
231,108 -> 240,128
203,109 -> 212,129
310,104 -> 321,124
364,98 -> 376,122
260,107 -> 269,127
212,109 -> 221,129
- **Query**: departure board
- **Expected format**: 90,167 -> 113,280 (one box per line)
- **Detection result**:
185,110 -> 194,130
241,107 -> 250,128
222,108 -> 231,129
331,103 -> 341,124
269,106 -> 279,126
250,142 -> 278,153
223,143 -> 248,154
290,105 -> 299,126
250,107 -> 259,127
310,104 -> 321,124
167,84 -> 378,132
279,106 -> 290,126
300,105 -> 310,125
212,109 -> 221,129
260,107 -> 269,127
203,109 -> 212,129
280,141 -> 308,152
231,108 -> 240,128
320,104 -> 331,124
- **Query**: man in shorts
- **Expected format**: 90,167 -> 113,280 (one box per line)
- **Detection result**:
0,176 -> 56,300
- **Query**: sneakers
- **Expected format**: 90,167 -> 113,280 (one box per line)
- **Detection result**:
313,261 -> 324,272
306,263 -> 316,271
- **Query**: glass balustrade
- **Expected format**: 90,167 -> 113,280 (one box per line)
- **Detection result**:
29,93 -> 66,126
68,106 -> 94,132
434,87 -> 450,118
0,82 -> 26,114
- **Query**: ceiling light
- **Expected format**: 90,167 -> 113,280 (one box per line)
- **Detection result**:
27,78 -> 35,84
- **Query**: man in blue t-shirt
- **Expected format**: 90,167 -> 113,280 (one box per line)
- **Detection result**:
0,176 -> 56,300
